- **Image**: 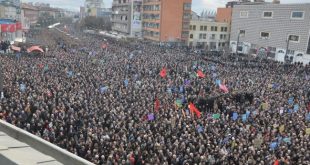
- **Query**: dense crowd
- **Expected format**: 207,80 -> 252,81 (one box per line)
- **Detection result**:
0,28 -> 310,165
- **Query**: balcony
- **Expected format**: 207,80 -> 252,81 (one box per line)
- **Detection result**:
112,19 -> 129,24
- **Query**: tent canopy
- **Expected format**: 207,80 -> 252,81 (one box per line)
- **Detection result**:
27,46 -> 44,53
11,45 -> 21,52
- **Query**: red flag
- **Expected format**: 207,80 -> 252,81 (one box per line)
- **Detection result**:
101,43 -> 107,49
273,160 -> 279,165
188,102 -> 201,118
197,70 -> 205,78
160,68 -> 167,78
219,84 -> 229,93
154,98 -> 160,112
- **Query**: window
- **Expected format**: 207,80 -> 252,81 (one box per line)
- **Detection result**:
193,25 -> 196,30
190,34 -> 193,39
260,32 -> 270,39
287,50 -> 295,55
221,27 -> 227,32
211,34 -> 216,39
240,11 -> 248,18
263,11 -> 273,18
291,11 -> 304,19
296,53 -> 303,57
203,34 -> 207,39
200,26 -> 203,31
214,26 -> 217,31
211,26 -> 214,31
288,35 -> 299,42
184,3 -> 191,10
204,26 -> 207,31
190,25 -> 192,30
199,33 -> 203,39
239,30 -> 245,36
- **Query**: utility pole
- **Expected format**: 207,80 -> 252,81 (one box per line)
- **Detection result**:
236,31 -> 240,56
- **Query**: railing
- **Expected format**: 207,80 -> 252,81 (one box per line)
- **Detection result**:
0,120 -> 94,165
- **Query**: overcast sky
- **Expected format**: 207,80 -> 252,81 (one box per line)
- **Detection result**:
22,0 -> 310,13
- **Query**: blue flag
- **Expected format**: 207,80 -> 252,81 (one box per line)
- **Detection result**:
20,83 -> 26,92
283,137 -> 291,144
246,111 -> 251,118
124,79 -> 129,87
288,97 -> 294,105
306,113 -> 310,121
197,125 -> 204,133
293,104 -> 299,112
287,109 -> 293,113
242,114 -> 247,122
215,79 -> 221,86
67,71 -> 73,77
232,112 -> 238,121
179,86 -> 184,93
100,86 -> 108,94
270,142 -> 278,150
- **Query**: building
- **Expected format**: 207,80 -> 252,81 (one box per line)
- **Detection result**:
142,0 -> 192,42
230,3 -> 310,64
21,3 -> 39,25
0,0 -> 22,42
97,8 -> 112,19
111,0 -> 142,37
80,6 -> 85,20
216,7 -> 232,23
85,0 -> 104,17
188,19 -> 230,50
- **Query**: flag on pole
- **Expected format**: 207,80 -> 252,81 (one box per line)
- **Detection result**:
197,70 -> 205,78
160,67 -> 167,78
219,84 -> 229,93
188,102 -> 201,118
154,98 -> 160,112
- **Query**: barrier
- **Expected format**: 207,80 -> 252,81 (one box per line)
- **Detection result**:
0,120 -> 94,165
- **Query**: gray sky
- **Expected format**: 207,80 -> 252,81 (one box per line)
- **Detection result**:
22,0 -> 310,13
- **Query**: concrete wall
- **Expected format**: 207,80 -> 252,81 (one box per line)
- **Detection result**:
0,120 -> 94,165
231,3 -> 310,53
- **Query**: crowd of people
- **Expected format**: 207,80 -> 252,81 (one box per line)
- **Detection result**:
0,40 -> 11,53
0,27 -> 310,165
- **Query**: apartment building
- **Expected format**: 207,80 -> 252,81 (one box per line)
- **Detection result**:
111,0 -> 142,37
0,0 -> 22,42
188,19 -> 230,50
230,3 -> 310,64
142,0 -> 192,42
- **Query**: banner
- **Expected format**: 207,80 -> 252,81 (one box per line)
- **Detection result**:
1,24 -> 16,32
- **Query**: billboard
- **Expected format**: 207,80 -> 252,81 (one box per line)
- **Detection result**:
131,1 -> 142,34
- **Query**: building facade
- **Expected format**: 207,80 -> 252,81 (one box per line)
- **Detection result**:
142,0 -> 192,42
230,3 -> 310,64
188,20 -> 230,50
85,0 -> 104,17
0,0 -> 22,42
111,0 -> 142,37
215,7 -> 232,24
21,3 -> 39,25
